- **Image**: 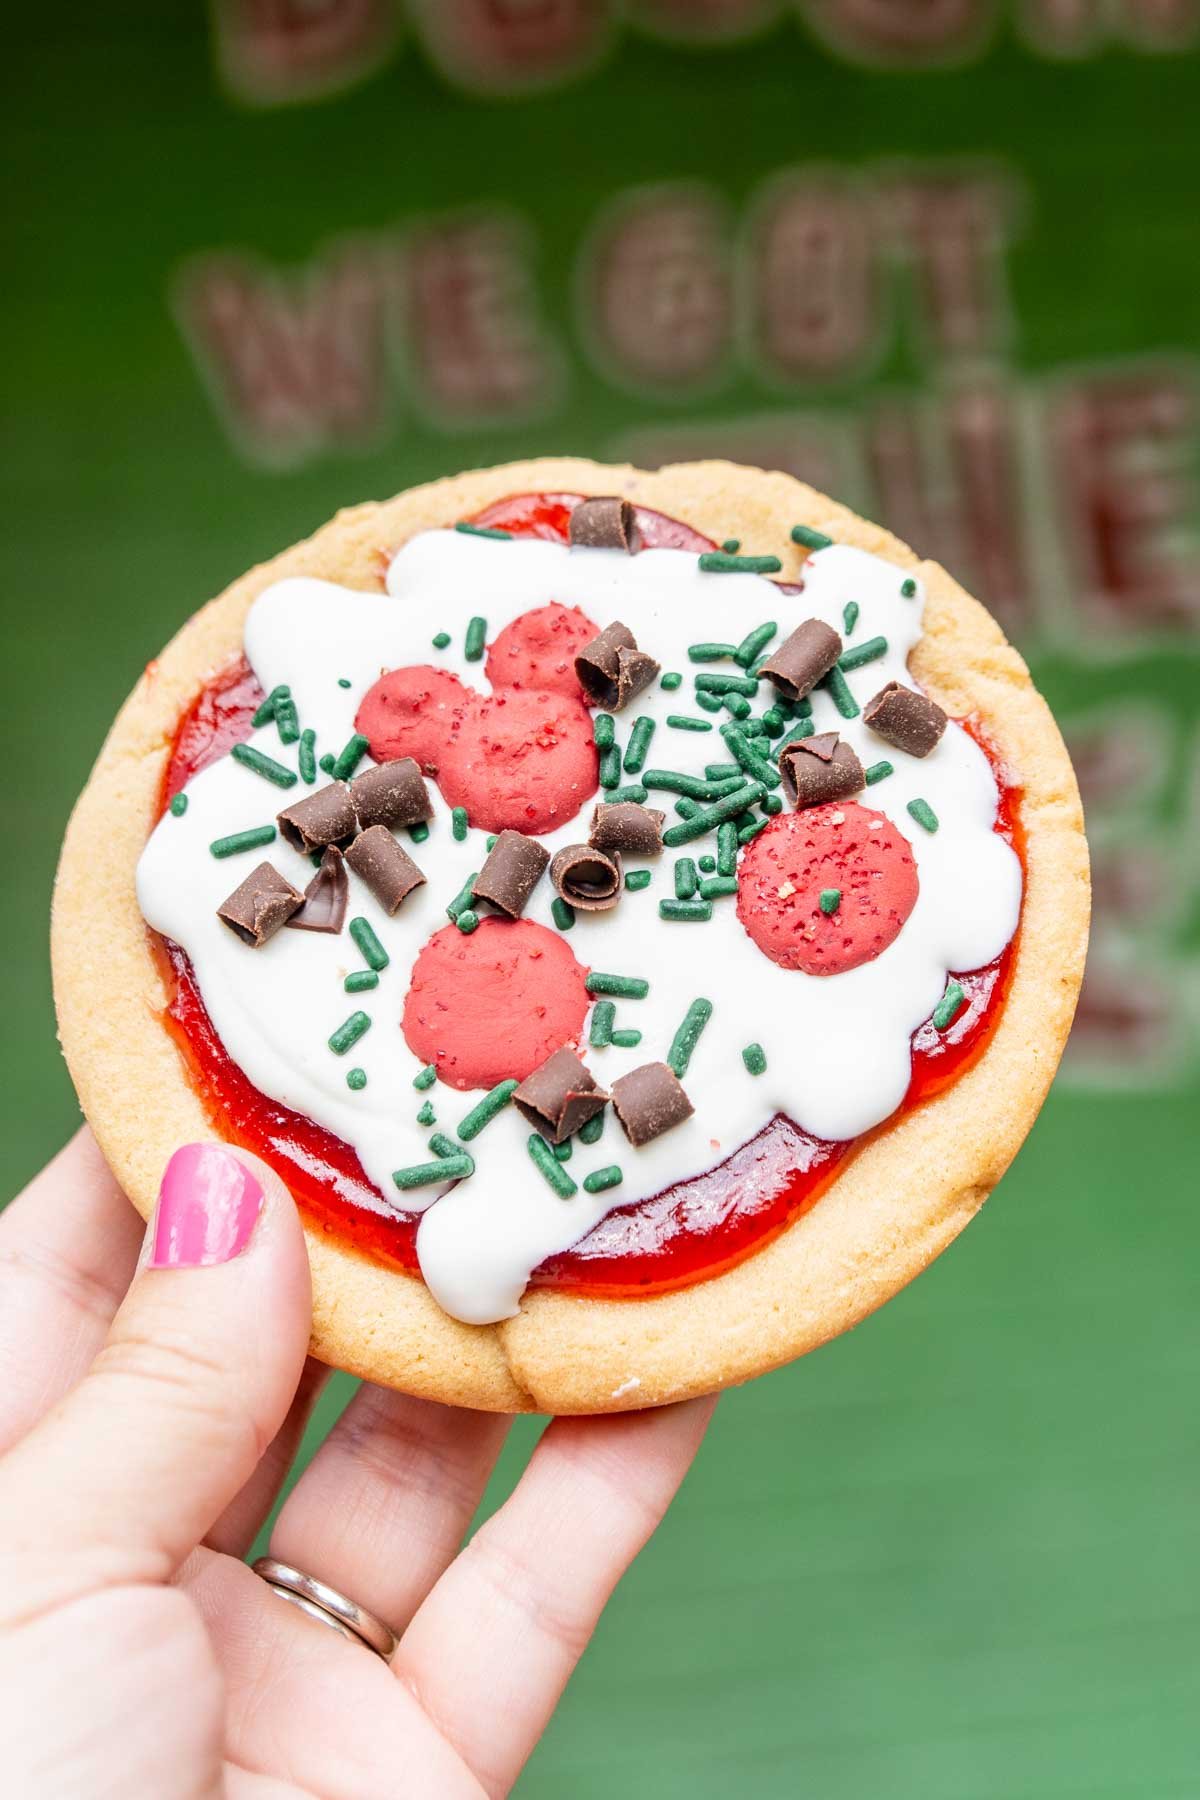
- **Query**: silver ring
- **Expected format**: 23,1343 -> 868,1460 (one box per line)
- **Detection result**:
252,1556 -> 398,1660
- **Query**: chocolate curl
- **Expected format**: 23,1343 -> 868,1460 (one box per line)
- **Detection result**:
285,846 -> 348,935
589,801 -> 666,858
574,621 -> 661,711
550,843 -> 622,913
569,496 -> 639,552
473,829 -> 550,920
345,826 -> 425,915
779,736 -> 865,809
611,1061 -> 694,1148
277,781 -> 358,854
217,861 -> 303,947
350,757 -> 433,830
759,618 -> 842,702
513,1047 -> 609,1145
863,681 -> 948,759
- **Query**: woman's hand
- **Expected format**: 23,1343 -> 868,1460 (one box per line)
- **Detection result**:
0,1132 -> 713,1798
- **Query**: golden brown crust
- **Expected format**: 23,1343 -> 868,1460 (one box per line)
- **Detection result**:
51,459 -> 1090,1414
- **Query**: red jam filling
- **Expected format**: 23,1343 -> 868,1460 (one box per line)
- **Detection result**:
154,494 -> 1024,1301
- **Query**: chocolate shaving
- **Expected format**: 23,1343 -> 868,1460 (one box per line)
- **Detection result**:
285,846 -> 348,935
574,621 -> 661,711
610,1061 -> 694,1148
589,801 -> 666,858
802,731 -> 840,762
350,757 -> 433,831
863,681 -> 948,759
550,843 -> 622,912
344,825 -> 425,914
758,618 -> 843,702
217,861 -> 303,947
473,829 -> 550,920
569,495 -> 639,552
779,736 -> 865,809
277,781 -> 358,854
513,1047 -> 609,1145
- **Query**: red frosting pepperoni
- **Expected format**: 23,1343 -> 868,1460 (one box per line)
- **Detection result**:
355,665 -> 469,772
437,688 -> 597,834
486,602 -> 598,700
736,803 -> 919,976
402,918 -> 591,1090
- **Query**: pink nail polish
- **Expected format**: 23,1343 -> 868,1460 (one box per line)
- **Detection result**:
149,1144 -> 264,1269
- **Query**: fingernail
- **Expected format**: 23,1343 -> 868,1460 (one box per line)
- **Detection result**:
149,1144 -> 264,1269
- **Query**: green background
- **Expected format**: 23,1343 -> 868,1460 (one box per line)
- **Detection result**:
3,7 -> 1198,1794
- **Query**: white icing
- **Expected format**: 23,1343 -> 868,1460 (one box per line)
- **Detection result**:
137,531 -> 1021,1325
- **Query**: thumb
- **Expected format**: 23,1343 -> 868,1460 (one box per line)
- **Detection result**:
0,1142 -> 312,1626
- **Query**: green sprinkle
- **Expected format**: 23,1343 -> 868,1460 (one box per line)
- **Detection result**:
742,720 -> 767,740
667,714 -> 713,733
331,733 -> 370,781
735,810 -> 757,833
842,601 -> 860,635
662,781 -> 765,848
608,784 -> 649,805
209,825 -> 276,859
742,1043 -> 767,1076
644,769 -> 742,801
778,718 -> 815,753
455,908 -> 480,934
486,835 -> 497,850
695,691 -> 724,713
337,677 -> 352,689
704,762 -> 740,782
675,797 -> 700,819
901,576 -> 918,598
717,821 -> 738,875
735,622 -> 777,668
587,972 -> 649,999
791,523 -> 832,551
455,521 -> 511,540
407,820 -> 430,845
432,631 -> 452,649
464,616 -> 487,661
610,1028 -> 642,1048
552,897 -> 576,931
724,694 -> 752,720
344,970 -> 379,993
599,745 -> 621,788
865,760 -> 894,786
699,875 -> 738,899
594,713 -> 615,749
907,798 -> 940,833
252,685 -> 286,727
660,671 -> 683,691
446,871 -> 479,922
583,1165 -> 623,1194
429,1132 -> 459,1159
762,794 -> 783,815
819,888 -> 841,915
699,552 -> 782,574
590,1000 -> 616,1047
823,665 -> 860,719
674,857 -> 699,899
527,1133 -> 577,1198
319,753 -> 336,775
625,869 -> 652,891
721,728 -> 780,789
451,807 -> 469,841
413,1063 -> 437,1090
552,1139 -> 573,1162
839,635 -> 888,672
298,728 -> 317,784
695,672 -> 758,697
416,1100 -> 436,1126
329,1011 -> 371,1055
668,997 -> 713,1076
659,898 -> 713,922
688,642 -> 739,663
349,916 -> 389,971
346,1066 -> 368,1091
231,743 -> 297,789
169,792 -> 188,817
393,1153 -> 474,1190
738,816 -> 770,845
759,709 -> 785,738
458,1077 -> 519,1141
698,853 -> 716,873
579,1112 -> 605,1145
274,693 -> 300,745
933,980 -> 967,1031
623,716 -> 656,774
722,538 -> 741,553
